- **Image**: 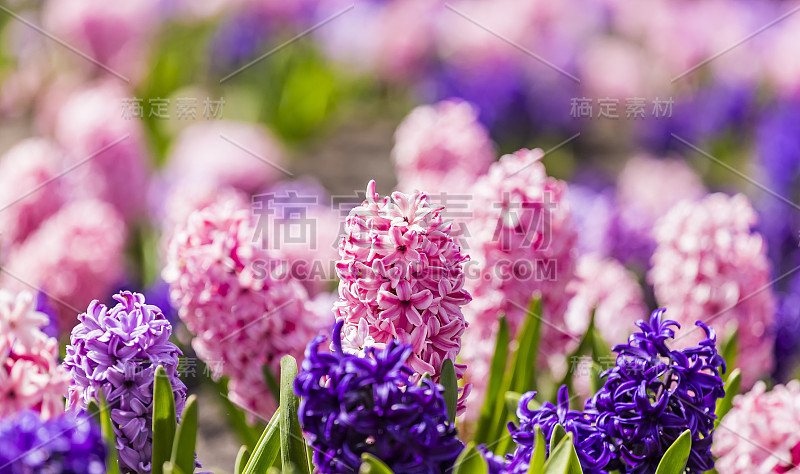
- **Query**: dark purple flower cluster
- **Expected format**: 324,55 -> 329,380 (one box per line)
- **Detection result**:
0,410 -> 106,474
63,292 -> 187,473
494,310 -> 724,474
587,309 -> 725,473
503,386 -> 613,474
294,321 -> 464,474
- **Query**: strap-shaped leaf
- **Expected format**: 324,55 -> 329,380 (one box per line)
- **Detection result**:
543,433 -> 583,474
452,443 -> 489,474
489,298 -> 544,446
720,328 -> 739,380
511,298 -> 543,393
235,446 -> 251,474
170,394 -> 198,474
715,369 -> 741,429
589,362 -> 604,396
280,356 -> 310,474
655,429 -> 692,474
549,424 -> 567,454
441,358 -> 458,423
215,378 -> 261,449
526,425 -> 546,474
152,366 -> 177,474
162,461 -> 186,474
242,408 -> 281,474
88,391 -> 119,474
360,453 -> 394,473
505,391 -> 522,418
474,316 -> 510,444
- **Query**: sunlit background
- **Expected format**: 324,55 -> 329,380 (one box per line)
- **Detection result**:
1,0 -> 800,470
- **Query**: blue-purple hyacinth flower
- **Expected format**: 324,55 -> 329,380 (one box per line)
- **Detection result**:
587,309 -> 725,473
0,410 -> 106,474
506,387 -> 614,474
63,292 -> 187,473
294,321 -> 463,474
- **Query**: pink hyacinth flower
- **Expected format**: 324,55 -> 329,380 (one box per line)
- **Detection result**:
0,290 -> 69,419
163,194 -> 328,419
392,99 -> 495,194
1,200 -> 127,333
333,180 -> 472,413
715,381 -> 800,474
461,149 -> 578,418
0,138 -> 67,252
649,193 -> 775,388
54,81 -> 151,220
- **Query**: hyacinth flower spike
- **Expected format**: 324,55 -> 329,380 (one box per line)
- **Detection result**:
294,320 -> 463,474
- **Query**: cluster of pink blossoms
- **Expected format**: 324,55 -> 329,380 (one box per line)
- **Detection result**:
715,381 -> 800,473
0,138 -> 67,252
0,290 -> 69,419
649,193 -> 775,387
54,81 -> 150,220
460,149 -> 577,412
161,121 -> 287,232
333,181 -> 472,411
392,99 -> 495,193
164,194 -> 328,418
1,200 -> 126,331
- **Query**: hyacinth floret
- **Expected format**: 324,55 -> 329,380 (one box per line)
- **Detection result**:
294,321 -> 463,474
0,409 -> 106,473
587,309 -> 725,473
63,291 -> 186,473
334,180 -> 472,412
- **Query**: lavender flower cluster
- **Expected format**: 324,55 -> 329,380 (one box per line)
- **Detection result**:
63,292 -> 186,473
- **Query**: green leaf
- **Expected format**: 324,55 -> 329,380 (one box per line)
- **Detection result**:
152,366 -> 177,474
441,358 -> 459,423
170,395 -> 198,474
263,364 -> 281,402
489,298 -> 544,447
474,316 -> 510,444
590,327 -> 612,362
88,391 -> 119,474
511,298 -> 543,393
243,408 -> 281,474
655,429 -> 692,474
452,442 -> 489,474
543,433 -> 583,474
549,424 -> 567,455
505,391 -> 522,416
527,425 -> 546,474
162,461 -> 186,474
715,368 -> 741,428
235,446 -> 251,474
280,356 -> 311,474
589,362 -> 604,396
215,378 -> 261,449
720,328 -> 738,380
359,453 -> 394,473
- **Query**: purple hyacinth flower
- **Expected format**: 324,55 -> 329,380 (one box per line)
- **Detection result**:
0,409 -> 106,474
587,309 -> 725,473
294,321 -> 464,474
64,291 -> 187,473
504,386 -> 614,474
